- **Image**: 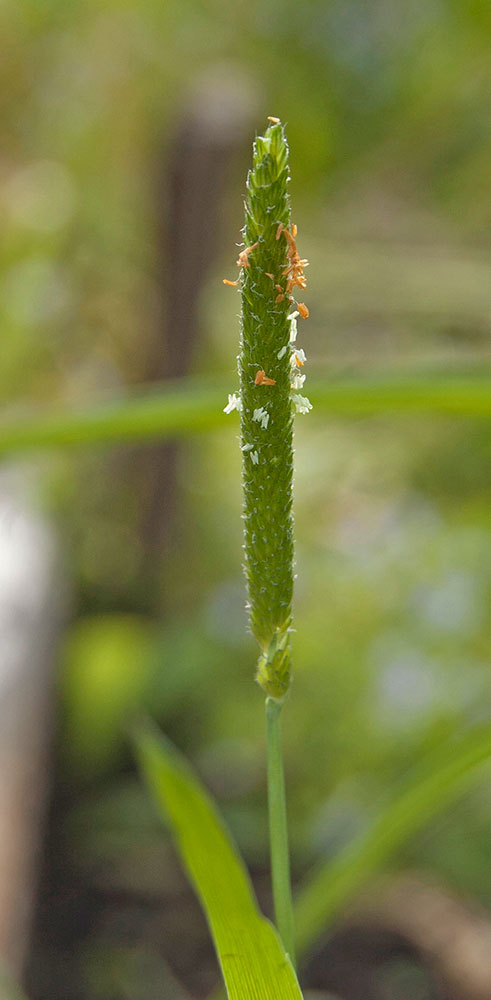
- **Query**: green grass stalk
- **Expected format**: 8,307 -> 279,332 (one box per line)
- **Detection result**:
224,118 -> 312,961
266,697 -> 295,963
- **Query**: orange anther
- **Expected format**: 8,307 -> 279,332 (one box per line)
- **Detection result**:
236,242 -> 259,268
267,116 -> 280,123
264,272 -> 274,280
254,370 -> 276,386
282,226 -> 297,249
297,302 -> 309,318
223,279 -> 238,286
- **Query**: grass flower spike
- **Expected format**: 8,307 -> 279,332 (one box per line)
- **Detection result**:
226,119 -> 311,700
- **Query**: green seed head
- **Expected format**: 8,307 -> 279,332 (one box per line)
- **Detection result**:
224,119 -> 311,700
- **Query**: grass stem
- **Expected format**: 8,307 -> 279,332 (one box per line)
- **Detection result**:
266,696 -> 295,965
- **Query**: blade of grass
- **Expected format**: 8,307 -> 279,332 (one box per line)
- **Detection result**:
0,377 -> 225,454
294,723 -> 491,960
134,723 -> 304,1000
0,371 -> 490,456
206,722 -> 491,1000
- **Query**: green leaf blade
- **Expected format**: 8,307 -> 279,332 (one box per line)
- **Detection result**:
135,725 -> 303,1000
295,724 -> 491,959
1,371 -> 490,457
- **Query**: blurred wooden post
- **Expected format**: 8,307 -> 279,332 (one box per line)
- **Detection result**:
0,472 -> 65,981
137,69 -> 257,600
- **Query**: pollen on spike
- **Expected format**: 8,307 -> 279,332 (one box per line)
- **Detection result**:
236,242 -> 259,268
268,116 -> 280,123
297,302 -> 309,318
223,278 -> 238,286
255,369 -> 276,386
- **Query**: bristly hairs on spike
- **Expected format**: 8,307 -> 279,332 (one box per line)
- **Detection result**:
223,118 -> 311,699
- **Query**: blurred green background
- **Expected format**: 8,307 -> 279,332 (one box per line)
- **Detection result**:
1,1 -> 490,998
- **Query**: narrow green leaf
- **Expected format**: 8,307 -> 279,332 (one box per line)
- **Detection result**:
0,371 -> 490,456
135,724 -> 303,1000
295,724 -> 491,959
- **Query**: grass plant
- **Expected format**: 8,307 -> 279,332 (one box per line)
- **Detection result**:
138,117 -> 310,998
231,119 -> 310,961
2,118 -> 491,999
134,119 -> 491,996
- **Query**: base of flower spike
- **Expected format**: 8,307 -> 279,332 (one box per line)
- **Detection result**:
256,629 -> 292,699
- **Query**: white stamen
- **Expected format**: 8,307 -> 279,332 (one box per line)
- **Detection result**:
292,393 -> 312,414
253,407 -> 270,429
293,348 -> 306,366
241,442 -> 254,451
290,372 -> 306,390
223,392 -> 242,414
250,450 -> 259,464
277,345 -> 288,360
289,317 -> 298,343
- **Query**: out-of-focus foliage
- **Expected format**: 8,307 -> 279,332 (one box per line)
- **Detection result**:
1,0 -> 490,406
61,615 -> 157,780
1,1 -> 490,998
